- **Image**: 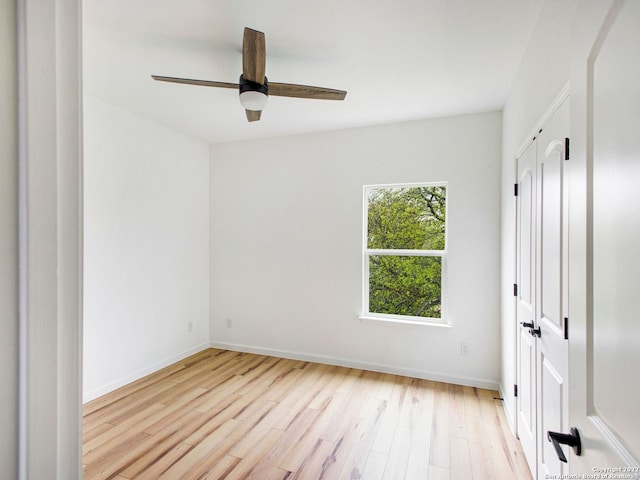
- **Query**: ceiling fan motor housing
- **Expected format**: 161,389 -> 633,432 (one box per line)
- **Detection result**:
239,75 -> 268,111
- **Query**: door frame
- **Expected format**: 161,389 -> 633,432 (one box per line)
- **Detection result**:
17,0 -> 83,477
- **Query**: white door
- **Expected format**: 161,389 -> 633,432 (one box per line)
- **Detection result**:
568,0 -> 640,473
535,100 -> 570,478
516,141 -> 538,477
516,98 -> 570,479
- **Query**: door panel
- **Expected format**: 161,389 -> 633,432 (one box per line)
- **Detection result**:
592,0 -> 640,460
520,171 -> 534,307
540,141 -> 563,334
520,330 -> 535,431
570,0 -> 640,471
540,355 -> 565,478
516,142 -> 538,476
592,158 -> 640,450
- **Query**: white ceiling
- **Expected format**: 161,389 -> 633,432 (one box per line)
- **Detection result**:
83,0 -> 544,145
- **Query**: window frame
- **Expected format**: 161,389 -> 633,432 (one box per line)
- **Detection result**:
361,182 -> 448,325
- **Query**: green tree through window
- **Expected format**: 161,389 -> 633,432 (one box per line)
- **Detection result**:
365,185 -> 446,320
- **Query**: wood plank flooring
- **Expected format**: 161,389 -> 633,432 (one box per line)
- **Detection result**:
83,348 -> 532,480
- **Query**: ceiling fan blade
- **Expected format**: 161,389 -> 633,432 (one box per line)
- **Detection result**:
245,110 -> 262,122
242,27 -> 266,84
151,75 -> 238,90
269,82 -> 347,101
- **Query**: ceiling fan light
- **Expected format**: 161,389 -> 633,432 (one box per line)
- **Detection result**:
239,90 -> 268,111
239,74 -> 268,112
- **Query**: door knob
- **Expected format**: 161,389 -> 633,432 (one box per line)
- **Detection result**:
547,427 -> 582,463
521,321 -> 541,337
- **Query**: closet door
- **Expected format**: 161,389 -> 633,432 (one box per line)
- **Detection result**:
516,97 -> 569,479
516,141 -> 538,477
535,99 -> 570,478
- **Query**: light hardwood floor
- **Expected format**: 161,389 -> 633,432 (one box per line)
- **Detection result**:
83,348 -> 532,479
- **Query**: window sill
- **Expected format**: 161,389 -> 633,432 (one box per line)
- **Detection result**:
358,316 -> 451,328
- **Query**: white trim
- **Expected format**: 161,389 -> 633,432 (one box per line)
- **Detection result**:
515,82 -> 570,160
17,0 -> 83,477
210,341 -> 500,391
499,384 -> 517,436
366,248 -> 445,257
511,154 -> 520,438
364,181 -> 448,189
358,315 -> 451,328
17,1 -> 28,476
83,343 -> 210,403
589,415 -> 640,468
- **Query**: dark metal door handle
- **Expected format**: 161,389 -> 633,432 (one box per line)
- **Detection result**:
520,321 -> 534,329
529,326 -> 541,337
547,428 -> 582,463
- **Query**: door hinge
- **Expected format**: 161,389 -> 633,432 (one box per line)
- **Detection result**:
564,317 -> 569,340
514,183 -> 518,196
514,384 -> 518,397
565,138 -> 570,160
533,129 -> 542,142
513,284 -> 518,296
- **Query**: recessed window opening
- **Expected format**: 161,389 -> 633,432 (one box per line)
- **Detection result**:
363,183 -> 447,323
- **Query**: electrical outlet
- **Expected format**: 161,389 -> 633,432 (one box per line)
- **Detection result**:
460,343 -> 470,356
226,318 -> 232,329
188,321 -> 193,332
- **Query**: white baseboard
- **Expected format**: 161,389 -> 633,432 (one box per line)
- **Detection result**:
209,341 -> 500,391
83,342 -> 210,403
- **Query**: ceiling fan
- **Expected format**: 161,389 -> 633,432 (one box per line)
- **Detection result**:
152,27 -> 347,122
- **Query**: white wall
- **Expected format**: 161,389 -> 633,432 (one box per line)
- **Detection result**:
0,0 -> 18,477
83,96 -> 211,401
500,0 -> 578,428
210,111 -> 502,388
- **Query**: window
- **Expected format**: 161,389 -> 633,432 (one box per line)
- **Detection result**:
363,183 -> 447,323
